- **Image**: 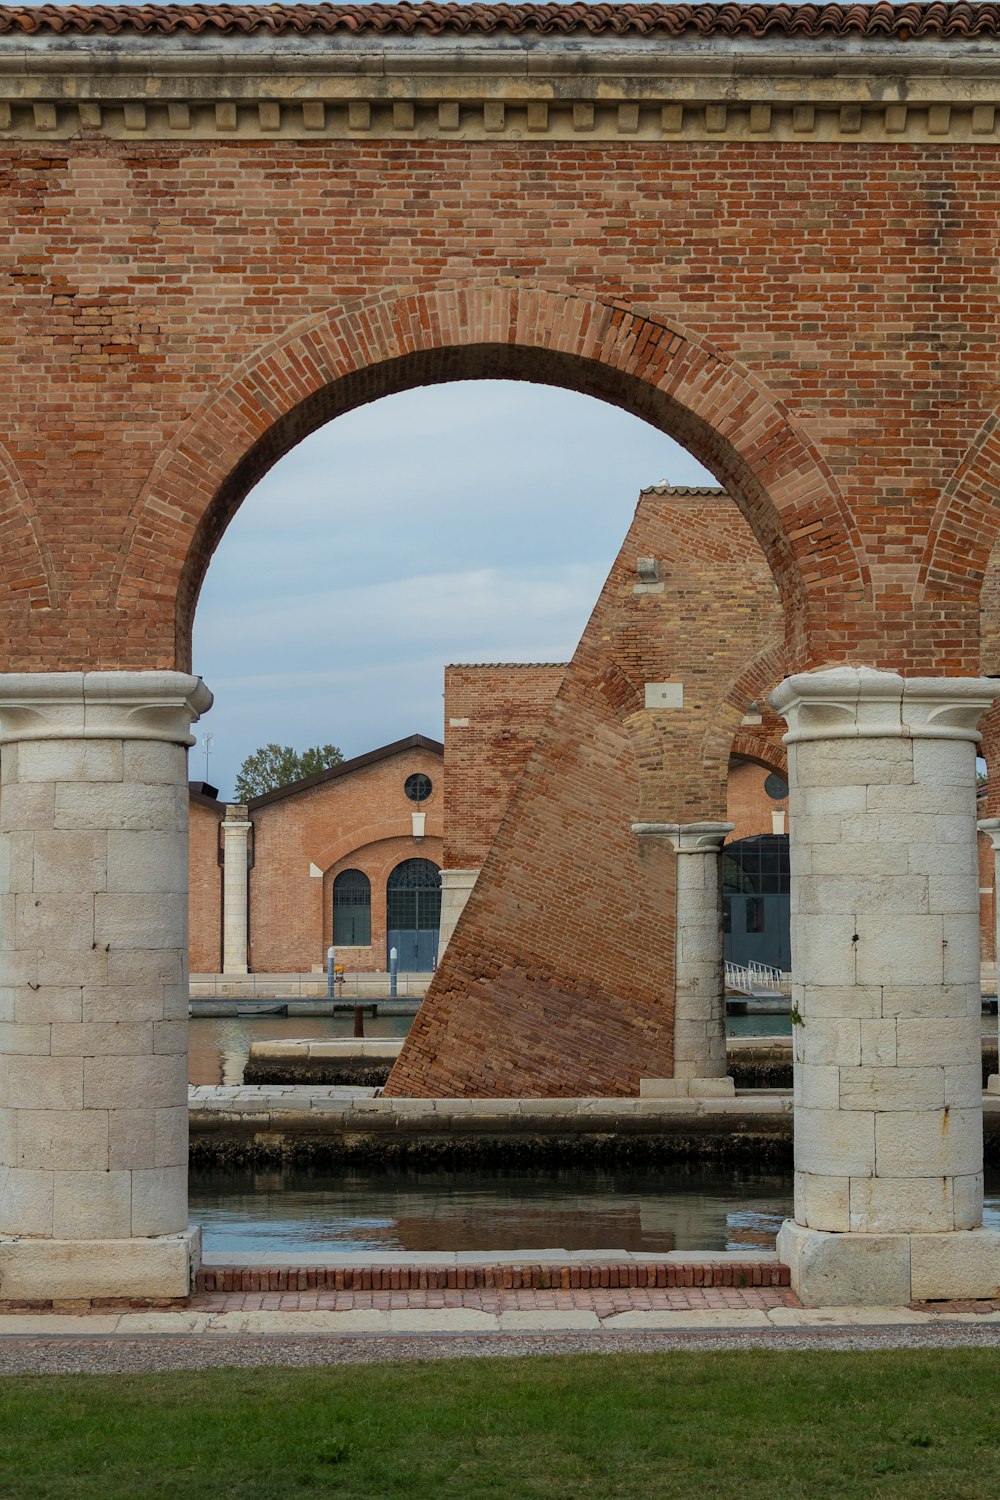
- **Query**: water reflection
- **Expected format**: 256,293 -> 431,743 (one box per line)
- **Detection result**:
189,1014 -> 413,1086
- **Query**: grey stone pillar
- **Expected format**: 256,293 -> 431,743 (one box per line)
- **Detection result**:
437,868 -> 479,958
976,817 -> 1000,1095
633,821 -> 734,1096
221,804 -> 251,974
0,671 -> 211,1301
772,667 -> 1000,1305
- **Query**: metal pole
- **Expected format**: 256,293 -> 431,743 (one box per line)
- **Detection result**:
390,945 -> 398,999
327,945 -> 335,1000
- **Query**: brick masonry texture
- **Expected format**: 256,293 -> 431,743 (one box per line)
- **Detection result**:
385,486 -> 783,1098
193,1260 -> 791,1293
189,791 -> 223,971
3,112 -> 1000,678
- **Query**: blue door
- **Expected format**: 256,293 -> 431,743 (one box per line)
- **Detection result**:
386,858 -> 441,972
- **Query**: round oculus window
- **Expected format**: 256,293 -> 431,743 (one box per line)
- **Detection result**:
764,772 -> 789,802
404,773 -> 432,804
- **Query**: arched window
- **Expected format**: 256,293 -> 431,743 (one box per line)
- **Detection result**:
332,868 -> 371,946
386,858 -> 441,971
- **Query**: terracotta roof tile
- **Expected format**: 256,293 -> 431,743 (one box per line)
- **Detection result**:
0,4 -> 997,44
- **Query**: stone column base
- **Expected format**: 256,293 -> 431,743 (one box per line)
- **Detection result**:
639,1077 -> 735,1099
987,1075 -> 1000,1094
0,1227 -> 201,1302
778,1220 -> 1000,1306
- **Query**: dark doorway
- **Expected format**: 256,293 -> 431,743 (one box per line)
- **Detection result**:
723,835 -> 791,972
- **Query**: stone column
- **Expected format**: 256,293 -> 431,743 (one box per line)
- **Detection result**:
632,821 -> 734,1097
0,671 -> 212,1301
437,868 -> 479,958
221,804 -> 251,974
771,667 -> 1000,1305
976,818 -> 1000,1095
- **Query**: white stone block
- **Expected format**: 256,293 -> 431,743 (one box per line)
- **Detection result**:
912,737 -> 976,786
859,1019 -> 897,1067
37,947 -> 107,987
0,1021 -> 51,1056
16,1109 -> 109,1171
0,831 -> 35,891
927,873 -> 979,915
794,1064 -> 841,1110
839,1066 -> 943,1113
881,983 -> 979,1019
809,841 -> 909,875
54,783 -> 179,833
795,739 -> 912,787
894,1017 -> 980,1068
121,741 -> 187,785
154,1106 -> 188,1168
953,1172 -> 985,1230
94,892 -> 186,950
867,783 -> 971,816
109,1108 -> 156,1169
31,830 -> 107,895
795,1106 -> 875,1177
0,1055 -> 83,1111
83,1053 -> 187,1111
0,1228 -> 199,1300
50,1021 -> 153,1057
13,985 -> 82,1025
801,984 -> 881,1020
942,915 -> 982,984
854,913 -> 944,987
105,831 -> 187,895
875,1108 -> 982,1178
944,1064 -> 985,1109
793,914 -> 859,987
16,740 -> 123,784
799,1018 -> 862,1068
795,1170 -> 850,1231
130,1164 -> 187,1236
849,1176 -> 954,1234
0,1107 -> 15,1164
52,1169 -> 132,1238
82,983 -> 164,1024
0,1167 -> 54,1234
152,1020 -> 187,1055
789,813 -> 845,846
796,874 -> 927,917
796,785 -> 867,815
0,783 -> 55,833
107,949 -> 184,986
778,1220 -> 911,1306
14,893 -> 94,952
909,1229 -> 1000,1301
908,841 -> 978,876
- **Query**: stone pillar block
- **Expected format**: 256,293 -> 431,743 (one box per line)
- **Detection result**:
0,671 -> 211,1301
437,868 -> 480,957
632,821 -> 733,1087
977,818 -> 1000,1094
221,805 -> 251,974
772,668 -> 1000,1304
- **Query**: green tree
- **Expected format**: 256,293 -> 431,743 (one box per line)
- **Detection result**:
233,742 -> 344,800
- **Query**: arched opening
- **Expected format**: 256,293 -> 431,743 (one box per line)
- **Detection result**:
386,857 -> 442,973
332,868 -> 372,949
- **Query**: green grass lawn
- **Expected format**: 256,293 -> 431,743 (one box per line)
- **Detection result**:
1,1348 -> 998,1499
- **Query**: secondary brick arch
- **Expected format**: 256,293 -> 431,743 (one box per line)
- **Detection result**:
112,282 -> 867,674
0,438 -> 57,618
919,410 -> 1000,624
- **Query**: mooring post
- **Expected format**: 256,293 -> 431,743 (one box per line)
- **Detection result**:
326,945 -> 336,1000
390,945 -> 398,999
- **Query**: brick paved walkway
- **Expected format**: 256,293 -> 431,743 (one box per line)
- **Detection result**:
192,1285 -> 801,1314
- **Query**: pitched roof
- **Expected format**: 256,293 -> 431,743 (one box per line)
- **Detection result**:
245,732 -> 443,810
0,4 -> 996,42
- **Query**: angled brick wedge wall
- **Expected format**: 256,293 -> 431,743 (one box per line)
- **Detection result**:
386,486 -> 784,1097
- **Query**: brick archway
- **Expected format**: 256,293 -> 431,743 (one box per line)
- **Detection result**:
0,439 -> 56,616
112,282 -> 867,674
919,408 -> 1000,637
701,642 -> 789,795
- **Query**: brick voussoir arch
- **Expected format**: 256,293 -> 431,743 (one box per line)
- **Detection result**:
701,643 -> 789,788
113,283 -> 867,670
919,411 -> 1000,606
0,438 -> 57,611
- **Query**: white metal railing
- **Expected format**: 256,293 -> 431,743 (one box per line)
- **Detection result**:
748,960 -> 784,992
189,972 -> 423,1000
725,960 -> 784,997
725,961 -> 754,995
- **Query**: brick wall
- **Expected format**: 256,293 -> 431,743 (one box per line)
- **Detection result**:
3,134 -> 1000,677
726,759 -> 789,845
188,792 -> 222,973
386,485 -> 783,1097
443,665 -> 566,869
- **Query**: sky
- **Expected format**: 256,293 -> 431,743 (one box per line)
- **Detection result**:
193,382 -> 714,796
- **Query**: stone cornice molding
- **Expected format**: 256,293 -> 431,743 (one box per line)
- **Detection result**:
0,671 -> 213,746
770,668 -> 998,746
632,820 -> 734,853
1,5 -> 998,143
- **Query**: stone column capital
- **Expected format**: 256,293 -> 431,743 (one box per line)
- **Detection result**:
978,818 -> 1000,850
0,671 -> 212,747
632,821 -> 734,854
221,807 -> 252,834
769,667 -> 997,745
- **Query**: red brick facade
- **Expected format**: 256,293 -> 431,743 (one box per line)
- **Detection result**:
188,790 -> 223,973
